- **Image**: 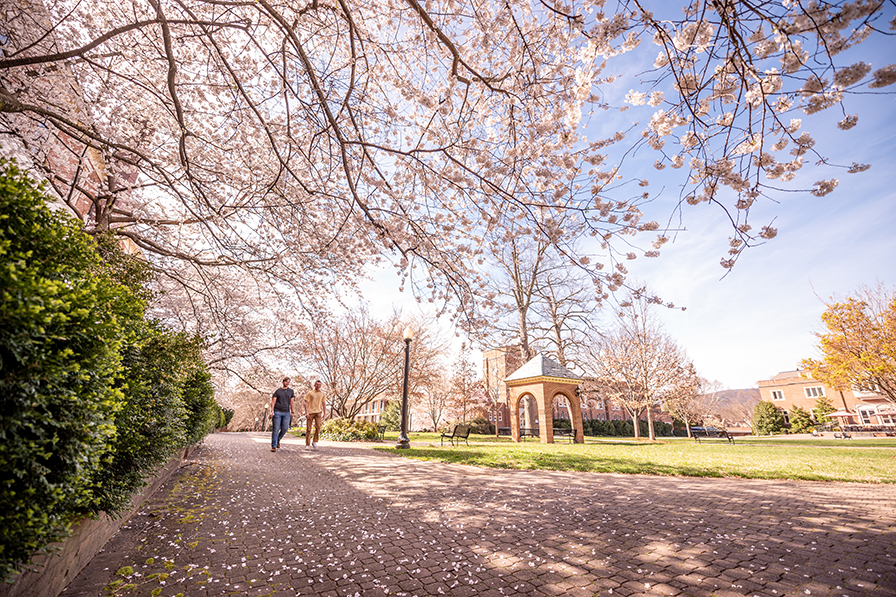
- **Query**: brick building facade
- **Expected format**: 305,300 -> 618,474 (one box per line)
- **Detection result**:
758,370 -> 895,426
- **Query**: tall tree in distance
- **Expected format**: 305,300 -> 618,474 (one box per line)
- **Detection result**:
530,257 -> 602,371
482,234 -> 550,363
801,283 -> 896,406
587,290 -> 689,440
661,364 -> 703,437
449,342 -> 490,424
300,308 -> 447,420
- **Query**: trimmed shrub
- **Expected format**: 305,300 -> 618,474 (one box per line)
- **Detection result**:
469,416 -> 494,435
89,323 -> 215,514
0,163 -> 138,580
0,162 -> 217,579
219,407 -> 235,429
788,406 -> 815,434
754,401 -> 786,435
379,401 -> 401,431
320,418 -> 380,441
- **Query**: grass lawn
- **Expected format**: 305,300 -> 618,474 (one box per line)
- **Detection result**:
372,432 -> 896,483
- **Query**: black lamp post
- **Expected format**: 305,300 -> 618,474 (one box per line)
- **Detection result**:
397,325 -> 414,449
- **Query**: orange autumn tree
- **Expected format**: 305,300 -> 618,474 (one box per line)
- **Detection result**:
802,284 -> 896,407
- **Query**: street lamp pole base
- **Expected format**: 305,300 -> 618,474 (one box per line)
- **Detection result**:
396,438 -> 410,449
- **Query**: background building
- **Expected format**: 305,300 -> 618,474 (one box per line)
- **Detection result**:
758,370 -> 895,426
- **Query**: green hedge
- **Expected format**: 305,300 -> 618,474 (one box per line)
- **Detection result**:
580,418 -> 674,437
319,418 -> 380,441
0,162 -> 217,580
89,321 -> 215,514
0,162 -> 129,580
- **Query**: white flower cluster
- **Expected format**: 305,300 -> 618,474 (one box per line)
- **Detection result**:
804,89 -> 843,114
869,64 -> 896,88
625,90 -> 647,106
811,179 -> 839,197
833,62 -> 871,88
837,115 -> 858,130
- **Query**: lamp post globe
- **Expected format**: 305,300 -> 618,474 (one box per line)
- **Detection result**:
397,326 -> 414,449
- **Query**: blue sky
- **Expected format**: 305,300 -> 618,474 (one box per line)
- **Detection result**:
354,14 -> 896,390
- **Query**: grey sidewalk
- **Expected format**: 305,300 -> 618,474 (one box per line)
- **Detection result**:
61,432 -> 896,597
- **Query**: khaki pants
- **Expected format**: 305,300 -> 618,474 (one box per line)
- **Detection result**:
306,412 -> 322,445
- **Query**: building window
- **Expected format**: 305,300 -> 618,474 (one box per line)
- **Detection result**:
859,409 -> 873,425
498,411 -> 502,422
558,397 -> 566,407
771,390 -> 784,401
804,386 -> 825,398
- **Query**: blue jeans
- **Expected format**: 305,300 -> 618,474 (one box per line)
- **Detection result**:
272,411 -> 291,447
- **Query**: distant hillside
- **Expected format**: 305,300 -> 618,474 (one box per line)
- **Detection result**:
703,388 -> 761,427
715,388 -> 761,405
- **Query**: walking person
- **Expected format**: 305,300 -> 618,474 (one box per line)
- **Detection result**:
304,380 -> 327,449
270,377 -> 295,452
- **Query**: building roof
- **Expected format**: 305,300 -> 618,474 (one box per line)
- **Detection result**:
504,354 -> 583,383
771,370 -> 803,380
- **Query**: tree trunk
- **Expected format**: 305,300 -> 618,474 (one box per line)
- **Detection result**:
646,407 -> 656,441
629,407 -> 641,439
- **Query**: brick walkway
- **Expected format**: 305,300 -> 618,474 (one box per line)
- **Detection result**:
61,432 -> 896,597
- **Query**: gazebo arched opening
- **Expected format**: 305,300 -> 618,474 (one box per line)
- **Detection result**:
505,355 -> 584,444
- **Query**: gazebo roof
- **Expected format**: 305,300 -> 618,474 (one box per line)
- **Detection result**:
504,354 -> 583,384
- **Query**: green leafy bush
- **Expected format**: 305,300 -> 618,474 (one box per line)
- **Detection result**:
812,396 -> 836,424
89,323 -> 215,513
0,162 -> 218,579
378,401 -> 401,431
788,406 -> 815,434
469,415 -> 494,434
754,401 -> 786,435
320,418 -> 380,441
218,407 -> 235,429
0,163 -> 135,580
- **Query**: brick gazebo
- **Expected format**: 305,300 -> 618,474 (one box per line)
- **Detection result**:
505,354 -> 584,443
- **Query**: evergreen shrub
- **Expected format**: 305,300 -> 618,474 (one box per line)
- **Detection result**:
754,401 -> 786,435
0,163 -> 133,579
0,162 -> 217,579
469,416 -> 494,434
320,418 -> 380,441
379,401 -> 401,431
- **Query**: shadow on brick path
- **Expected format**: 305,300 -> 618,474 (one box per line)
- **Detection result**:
60,432 -> 896,597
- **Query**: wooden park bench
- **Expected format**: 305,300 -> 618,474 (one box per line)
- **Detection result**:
833,431 -> 852,439
519,427 -> 539,439
552,427 -> 574,443
692,427 -> 735,444
440,424 -> 471,446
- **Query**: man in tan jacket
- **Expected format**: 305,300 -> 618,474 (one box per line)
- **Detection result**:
304,380 -> 327,449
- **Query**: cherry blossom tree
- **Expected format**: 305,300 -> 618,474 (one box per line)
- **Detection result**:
662,369 -> 716,437
413,374 -> 451,432
586,290 -> 689,439
2,0 -> 893,375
